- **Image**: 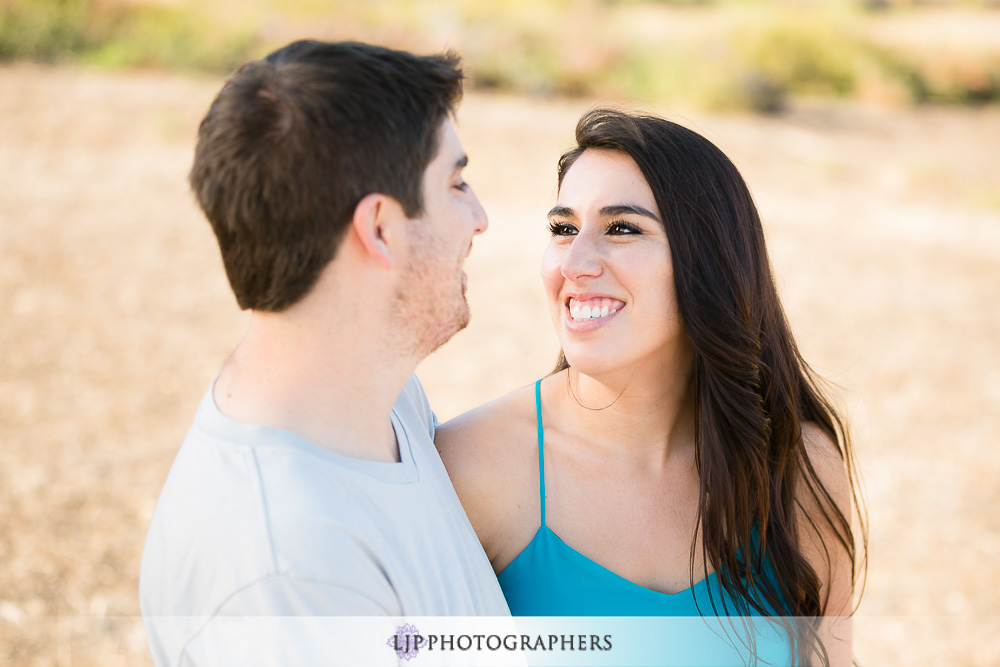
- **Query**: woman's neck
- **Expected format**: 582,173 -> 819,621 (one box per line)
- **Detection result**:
546,358 -> 697,472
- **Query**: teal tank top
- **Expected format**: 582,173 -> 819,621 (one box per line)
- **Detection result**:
495,382 -> 798,663
497,380 -> 779,618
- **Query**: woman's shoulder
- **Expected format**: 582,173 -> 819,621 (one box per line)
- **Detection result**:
798,421 -> 851,511
436,383 -> 538,457
435,383 -> 542,562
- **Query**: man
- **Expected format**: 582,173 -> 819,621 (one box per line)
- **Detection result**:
140,40 -> 508,666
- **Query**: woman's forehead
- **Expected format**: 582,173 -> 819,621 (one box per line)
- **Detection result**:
558,149 -> 657,211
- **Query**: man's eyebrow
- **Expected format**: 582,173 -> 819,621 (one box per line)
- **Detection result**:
600,204 -> 660,222
454,155 -> 469,170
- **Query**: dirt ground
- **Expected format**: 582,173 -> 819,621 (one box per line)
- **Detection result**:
1,63 -> 998,666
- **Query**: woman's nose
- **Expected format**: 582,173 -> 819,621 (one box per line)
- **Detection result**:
560,233 -> 603,282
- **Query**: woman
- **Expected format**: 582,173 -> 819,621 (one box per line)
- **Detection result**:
437,109 -> 865,666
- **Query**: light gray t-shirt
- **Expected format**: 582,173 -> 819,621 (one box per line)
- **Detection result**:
140,374 -> 509,666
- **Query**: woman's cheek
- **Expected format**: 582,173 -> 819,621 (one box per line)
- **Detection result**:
539,247 -> 564,296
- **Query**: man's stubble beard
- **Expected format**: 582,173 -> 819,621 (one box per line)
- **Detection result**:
389,248 -> 470,360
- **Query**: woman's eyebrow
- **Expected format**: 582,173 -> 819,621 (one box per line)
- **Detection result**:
548,203 -> 660,222
547,205 -> 575,219
600,204 -> 660,222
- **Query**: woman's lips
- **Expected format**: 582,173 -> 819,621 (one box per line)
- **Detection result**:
566,296 -> 626,321
563,296 -> 625,331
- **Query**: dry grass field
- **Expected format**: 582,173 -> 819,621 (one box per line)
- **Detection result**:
1,62 -> 999,665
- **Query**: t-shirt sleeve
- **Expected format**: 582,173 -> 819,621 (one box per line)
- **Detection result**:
180,576 -> 398,666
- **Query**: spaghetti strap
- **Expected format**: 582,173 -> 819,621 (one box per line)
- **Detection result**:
534,379 -> 546,528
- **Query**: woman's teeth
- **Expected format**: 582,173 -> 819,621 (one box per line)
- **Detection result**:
568,297 -> 622,322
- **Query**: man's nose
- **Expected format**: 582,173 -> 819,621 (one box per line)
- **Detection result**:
469,190 -> 488,235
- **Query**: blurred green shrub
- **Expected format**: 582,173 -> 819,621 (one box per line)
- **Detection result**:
870,43 -> 1000,104
83,5 -> 256,73
0,0 -> 257,72
454,1 -> 1000,111
1,0 -> 998,110
0,0 -> 100,61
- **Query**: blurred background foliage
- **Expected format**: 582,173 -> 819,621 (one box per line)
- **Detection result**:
2,0 -> 1000,111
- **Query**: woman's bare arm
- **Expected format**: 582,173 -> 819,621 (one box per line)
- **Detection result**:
797,423 -> 858,667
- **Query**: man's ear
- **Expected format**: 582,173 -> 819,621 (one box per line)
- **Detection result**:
351,193 -> 404,271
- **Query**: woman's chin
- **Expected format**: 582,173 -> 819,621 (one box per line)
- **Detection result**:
561,353 -> 622,379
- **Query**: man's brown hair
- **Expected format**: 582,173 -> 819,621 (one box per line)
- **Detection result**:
189,40 -> 463,311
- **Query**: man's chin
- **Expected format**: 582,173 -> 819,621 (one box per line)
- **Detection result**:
442,303 -> 471,342
417,303 -> 470,357
455,306 -> 471,335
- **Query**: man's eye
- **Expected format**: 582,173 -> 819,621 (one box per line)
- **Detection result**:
547,221 -> 578,236
454,181 -> 470,192
606,220 -> 641,235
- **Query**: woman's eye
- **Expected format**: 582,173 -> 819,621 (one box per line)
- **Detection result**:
607,220 -> 641,235
454,181 -> 470,192
548,221 -> 578,236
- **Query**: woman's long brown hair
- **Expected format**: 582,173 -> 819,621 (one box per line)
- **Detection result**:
553,109 -> 867,666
